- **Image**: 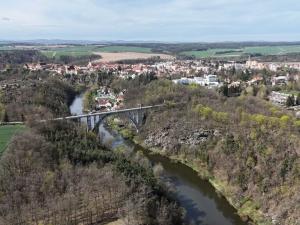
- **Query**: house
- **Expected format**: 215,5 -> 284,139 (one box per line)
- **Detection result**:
269,91 -> 290,105
248,76 -> 264,86
246,60 -> 267,70
172,77 -> 189,85
272,75 -> 288,86
268,63 -> 281,72
95,98 -> 113,111
204,75 -> 220,88
65,65 -> 78,75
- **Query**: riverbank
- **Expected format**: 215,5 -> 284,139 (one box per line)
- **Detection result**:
108,121 -> 270,225
82,87 -> 97,112
132,139 -> 260,225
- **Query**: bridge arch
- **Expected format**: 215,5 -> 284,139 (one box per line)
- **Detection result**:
92,113 -> 143,134
86,109 -> 147,133
54,104 -> 163,133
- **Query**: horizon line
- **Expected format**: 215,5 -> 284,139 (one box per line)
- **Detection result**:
2,39 -> 300,44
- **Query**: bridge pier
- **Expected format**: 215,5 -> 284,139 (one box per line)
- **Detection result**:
92,115 -> 106,133
124,109 -> 146,132
93,115 -> 97,128
87,116 -> 92,131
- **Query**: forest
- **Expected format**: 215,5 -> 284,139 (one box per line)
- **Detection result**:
0,50 -> 100,68
0,120 -> 183,225
0,77 -> 184,225
0,50 -> 48,67
0,79 -> 77,122
120,79 -> 300,225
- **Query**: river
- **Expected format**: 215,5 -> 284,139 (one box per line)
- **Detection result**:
69,95 -> 249,225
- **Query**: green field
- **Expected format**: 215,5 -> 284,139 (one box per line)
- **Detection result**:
0,125 -> 24,155
181,48 -> 242,58
41,45 -> 153,58
0,46 -> 15,51
181,45 -> 300,58
3,43 -> 300,59
41,46 -> 103,58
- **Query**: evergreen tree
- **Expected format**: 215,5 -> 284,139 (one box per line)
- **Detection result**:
296,93 -> 300,105
286,95 -> 295,107
3,110 -> 9,122
220,84 -> 229,97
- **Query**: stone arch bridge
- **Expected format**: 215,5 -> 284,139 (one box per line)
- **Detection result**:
53,104 -> 164,132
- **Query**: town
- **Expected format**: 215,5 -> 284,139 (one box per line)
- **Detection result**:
3,57 -> 298,116
1,0 -> 300,224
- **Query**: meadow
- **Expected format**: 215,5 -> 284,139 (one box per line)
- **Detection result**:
41,45 -> 153,58
3,43 -> 300,59
0,125 -> 24,155
180,45 -> 300,58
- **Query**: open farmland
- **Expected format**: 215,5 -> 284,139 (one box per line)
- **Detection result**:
41,45 -> 104,58
96,46 -> 152,53
94,52 -> 174,62
181,45 -> 300,58
41,45 -> 153,58
0,125 -> 24,155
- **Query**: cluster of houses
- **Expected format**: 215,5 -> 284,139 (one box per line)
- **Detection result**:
20,59 -> 300,111
24,62 -> 97,75
94,87 -> 125,111
23,59 -> 300,81
269,91 -> 293,105
23,61 -> 210,78
246,60 -> 300,72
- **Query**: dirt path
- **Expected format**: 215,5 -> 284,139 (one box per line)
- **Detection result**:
105,219 -> 125,225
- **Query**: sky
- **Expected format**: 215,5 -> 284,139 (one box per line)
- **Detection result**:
0,0 -> 300,42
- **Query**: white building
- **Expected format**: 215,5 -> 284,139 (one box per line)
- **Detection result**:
269,91 -> 290,105
204,75 -> 221,88
271,75 -> 288,86
172,77 -> 190,85
172,74 -> 221,88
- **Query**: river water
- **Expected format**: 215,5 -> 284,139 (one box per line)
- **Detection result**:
69,95 -> 249,225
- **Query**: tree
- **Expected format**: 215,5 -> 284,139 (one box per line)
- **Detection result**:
240,69 -> 251,81
296,93 -> 300,105
286,95 -> 295,107
219,84 -> 229,97
2,110 -> 9,122
231,66 -> 236,75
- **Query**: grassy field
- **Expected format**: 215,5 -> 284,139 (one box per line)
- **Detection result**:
181,48 -> 242,58
4,44 -> 300,59
0,46 -> 15,51
181,45 -> 300,58
41,46 -> 103,58
0,125 -> 24,155
41,45 -> 153,58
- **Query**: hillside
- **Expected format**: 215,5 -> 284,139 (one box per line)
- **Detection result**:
0,78 -> 184,225
123,80 -> 300,225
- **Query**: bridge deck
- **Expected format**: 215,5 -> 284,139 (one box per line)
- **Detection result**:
0,104 -> 165,125
53,104 -> 164,121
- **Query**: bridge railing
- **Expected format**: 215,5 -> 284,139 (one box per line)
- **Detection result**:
53,104 -> 165,121
0,104 -> 166,125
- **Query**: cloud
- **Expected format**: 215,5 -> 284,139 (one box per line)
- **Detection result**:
0,0 -> 300,41
2,17 -> 11,21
